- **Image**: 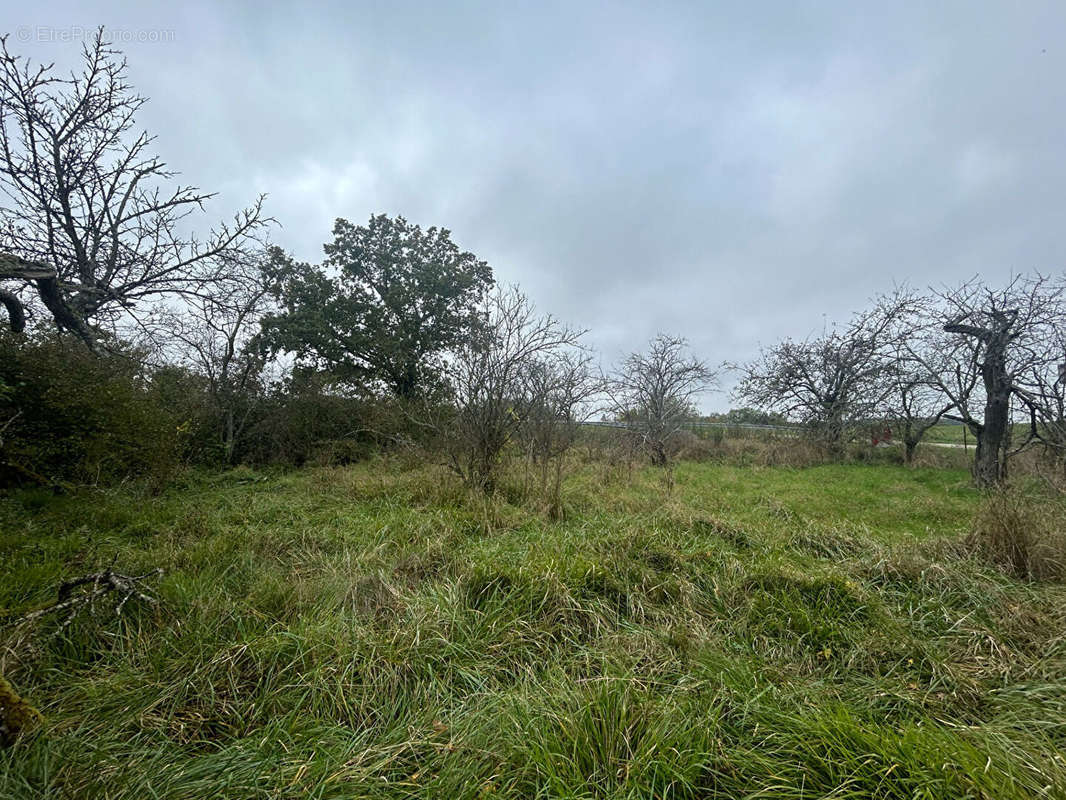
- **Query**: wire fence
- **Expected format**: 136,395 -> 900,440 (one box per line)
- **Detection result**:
580,420 -> 975,449
581,420 -> 798,440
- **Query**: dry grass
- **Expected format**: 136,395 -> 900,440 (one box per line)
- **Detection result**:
678,433 -> 830,467
967,486 -> 1066,581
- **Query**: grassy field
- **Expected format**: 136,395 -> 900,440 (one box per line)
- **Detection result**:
2,459 -> 1065,798
924,424 -> 974,446
923,423 -> 1034,448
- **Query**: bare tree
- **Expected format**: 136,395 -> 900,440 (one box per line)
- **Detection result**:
1012,289 -> 1066,475
1017,363 -> 1066,477
734,297 -> 907,455
149,250 -> 276,463
520,348 -> 601,517
418,285 -> 586,493
0,30 -> 269,348
904,275 -> 1064,487
607,334 -> 716,467
881,341 -> 953,465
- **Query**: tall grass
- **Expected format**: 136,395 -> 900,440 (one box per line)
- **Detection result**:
968,485 -> 1066,580
1,460 -> 1064,798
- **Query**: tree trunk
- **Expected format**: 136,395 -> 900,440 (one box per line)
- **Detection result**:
393,361 -> 421,400
943,312 -> 1019,489
974,416 -> 1007,487
973,344 -> 1011,488
0,289 -> 26,333
223,408 -> 236,464
649,440 -> 667,467
35,277 -> 97,350
823,405 -> 846,458
904,439 -> 918,465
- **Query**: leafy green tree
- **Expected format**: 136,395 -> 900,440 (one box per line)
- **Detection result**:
261,215 -> 493,398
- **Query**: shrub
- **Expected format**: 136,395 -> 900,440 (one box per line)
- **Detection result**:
146,365 -> 217,461
0,334 -> 182,487
676,430 -> 720,462
237,371 -> 389,467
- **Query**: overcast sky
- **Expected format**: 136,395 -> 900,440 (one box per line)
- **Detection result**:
5,2 -> 1065,408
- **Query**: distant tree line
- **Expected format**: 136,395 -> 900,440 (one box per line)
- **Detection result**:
703,408 -> 790,427
734,277 -> 1066,486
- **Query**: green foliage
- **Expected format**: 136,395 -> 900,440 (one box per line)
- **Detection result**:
261,216 -> 494,398
2,461 -> 1064,797
238,370 -> 390,466
0,333 -> 408,481
146,363 -> 395,469
0,334 -> 182,487
145,365 -> 218,461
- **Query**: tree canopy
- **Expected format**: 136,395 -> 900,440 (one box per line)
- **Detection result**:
261,215 -> 493,399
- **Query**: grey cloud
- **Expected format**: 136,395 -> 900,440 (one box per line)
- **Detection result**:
4,0 -> 1065,407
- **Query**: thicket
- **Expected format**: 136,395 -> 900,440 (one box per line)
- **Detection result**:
0,335 -> 386,488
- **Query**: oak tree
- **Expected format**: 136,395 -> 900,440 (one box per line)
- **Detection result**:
262,214 -> 493,399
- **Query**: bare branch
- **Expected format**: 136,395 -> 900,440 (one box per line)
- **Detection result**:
0,31 -> 272,346
606,334 -> 716,467
412,285 -> 587,493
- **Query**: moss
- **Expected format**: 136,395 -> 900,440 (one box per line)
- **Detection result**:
0,675 -> 42,747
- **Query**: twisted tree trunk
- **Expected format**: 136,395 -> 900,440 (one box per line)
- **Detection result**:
946,312 -> 1015,488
